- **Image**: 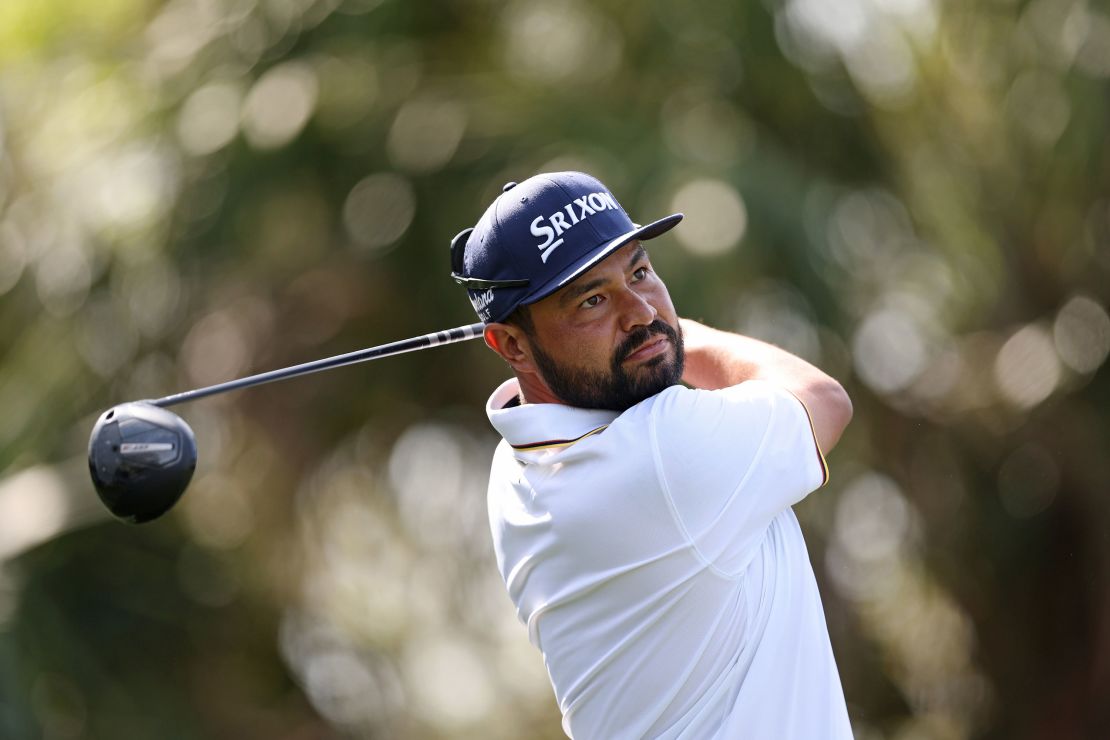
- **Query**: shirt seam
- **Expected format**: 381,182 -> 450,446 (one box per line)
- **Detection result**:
649,391 -> 778,581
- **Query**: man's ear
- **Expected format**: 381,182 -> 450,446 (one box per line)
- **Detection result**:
484,322 -> 537,374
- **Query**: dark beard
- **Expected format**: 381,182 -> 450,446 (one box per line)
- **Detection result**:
529,320 -> 685,411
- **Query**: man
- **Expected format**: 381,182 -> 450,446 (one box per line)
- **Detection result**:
450,172 -> 854,739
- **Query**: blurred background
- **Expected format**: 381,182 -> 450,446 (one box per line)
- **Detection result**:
1,0 -> 1108,737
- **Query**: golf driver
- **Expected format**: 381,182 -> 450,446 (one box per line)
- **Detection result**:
89,322 -> 486,524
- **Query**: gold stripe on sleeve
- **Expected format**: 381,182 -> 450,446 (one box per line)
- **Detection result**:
783,390 -> 830,488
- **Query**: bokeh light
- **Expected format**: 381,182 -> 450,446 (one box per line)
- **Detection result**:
994,324 -> 1060,409
181,307 -> 258,388
176,81 -> 244,156
242,61 -> 319,150
342,172 -> 416,254
387,98 -> 467,174
402,634 -> 496,730
501,0 -> 623,85
852,307 -> 928,394
1053,294 -> 1110,373
0,467 -> 70,563
662,94 -> 756,167
670,178 -> 747,256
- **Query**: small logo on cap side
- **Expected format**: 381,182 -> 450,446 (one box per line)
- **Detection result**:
529,190 -> 621,263
470,288 -> 495,321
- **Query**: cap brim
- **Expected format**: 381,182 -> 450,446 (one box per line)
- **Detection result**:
516,212 -> 683,310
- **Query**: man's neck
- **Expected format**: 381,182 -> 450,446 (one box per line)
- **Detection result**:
514,372 -> 565,406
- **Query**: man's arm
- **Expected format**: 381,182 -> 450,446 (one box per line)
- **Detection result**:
679,318 -> 853,453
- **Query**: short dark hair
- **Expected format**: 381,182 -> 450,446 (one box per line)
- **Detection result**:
503,304 -> 535,336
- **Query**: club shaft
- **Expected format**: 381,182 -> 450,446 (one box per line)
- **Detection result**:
150,322 -> 486,408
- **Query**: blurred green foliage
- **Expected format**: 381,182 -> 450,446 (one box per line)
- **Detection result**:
1,0 -> 1109,738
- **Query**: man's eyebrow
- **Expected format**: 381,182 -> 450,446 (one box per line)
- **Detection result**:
561,277 -> 607,305
626,244 -> 648,269
560,245 -> 651,306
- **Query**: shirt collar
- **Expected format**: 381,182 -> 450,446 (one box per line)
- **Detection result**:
486,378 -> 619,450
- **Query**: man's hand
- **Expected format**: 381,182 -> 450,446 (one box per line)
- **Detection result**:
679,319 -> 853,453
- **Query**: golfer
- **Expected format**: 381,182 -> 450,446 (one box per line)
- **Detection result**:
451,172 -> 854,739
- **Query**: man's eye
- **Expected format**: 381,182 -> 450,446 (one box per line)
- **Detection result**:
632,267 -> 648,281
581,295 -> 603,308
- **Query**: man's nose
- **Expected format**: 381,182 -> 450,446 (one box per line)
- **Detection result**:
617,288 -> 658,333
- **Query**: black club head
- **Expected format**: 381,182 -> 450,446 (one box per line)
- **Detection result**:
88,402 -> 198,524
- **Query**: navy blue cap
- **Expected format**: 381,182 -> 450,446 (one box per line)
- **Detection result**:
450,171 -> 683,323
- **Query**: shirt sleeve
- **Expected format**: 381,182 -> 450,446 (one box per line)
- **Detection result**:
649,380 -> 828,576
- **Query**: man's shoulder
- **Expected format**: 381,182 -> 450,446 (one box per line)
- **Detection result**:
630,380 -> 789,424
630,381 -> 797,473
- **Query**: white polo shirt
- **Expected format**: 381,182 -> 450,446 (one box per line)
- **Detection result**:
485,378 -> 851,740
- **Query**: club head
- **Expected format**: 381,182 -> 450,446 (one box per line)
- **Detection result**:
88,402 -> 198,524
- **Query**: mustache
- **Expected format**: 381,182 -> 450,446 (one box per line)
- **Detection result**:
614,320 -> 680,363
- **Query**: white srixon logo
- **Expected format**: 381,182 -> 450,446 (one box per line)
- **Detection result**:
530,191 -> 621,263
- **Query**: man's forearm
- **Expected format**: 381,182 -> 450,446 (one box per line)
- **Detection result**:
679,318 -> 853,452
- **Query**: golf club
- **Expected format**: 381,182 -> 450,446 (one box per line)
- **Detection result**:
88,322 -> 486,524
